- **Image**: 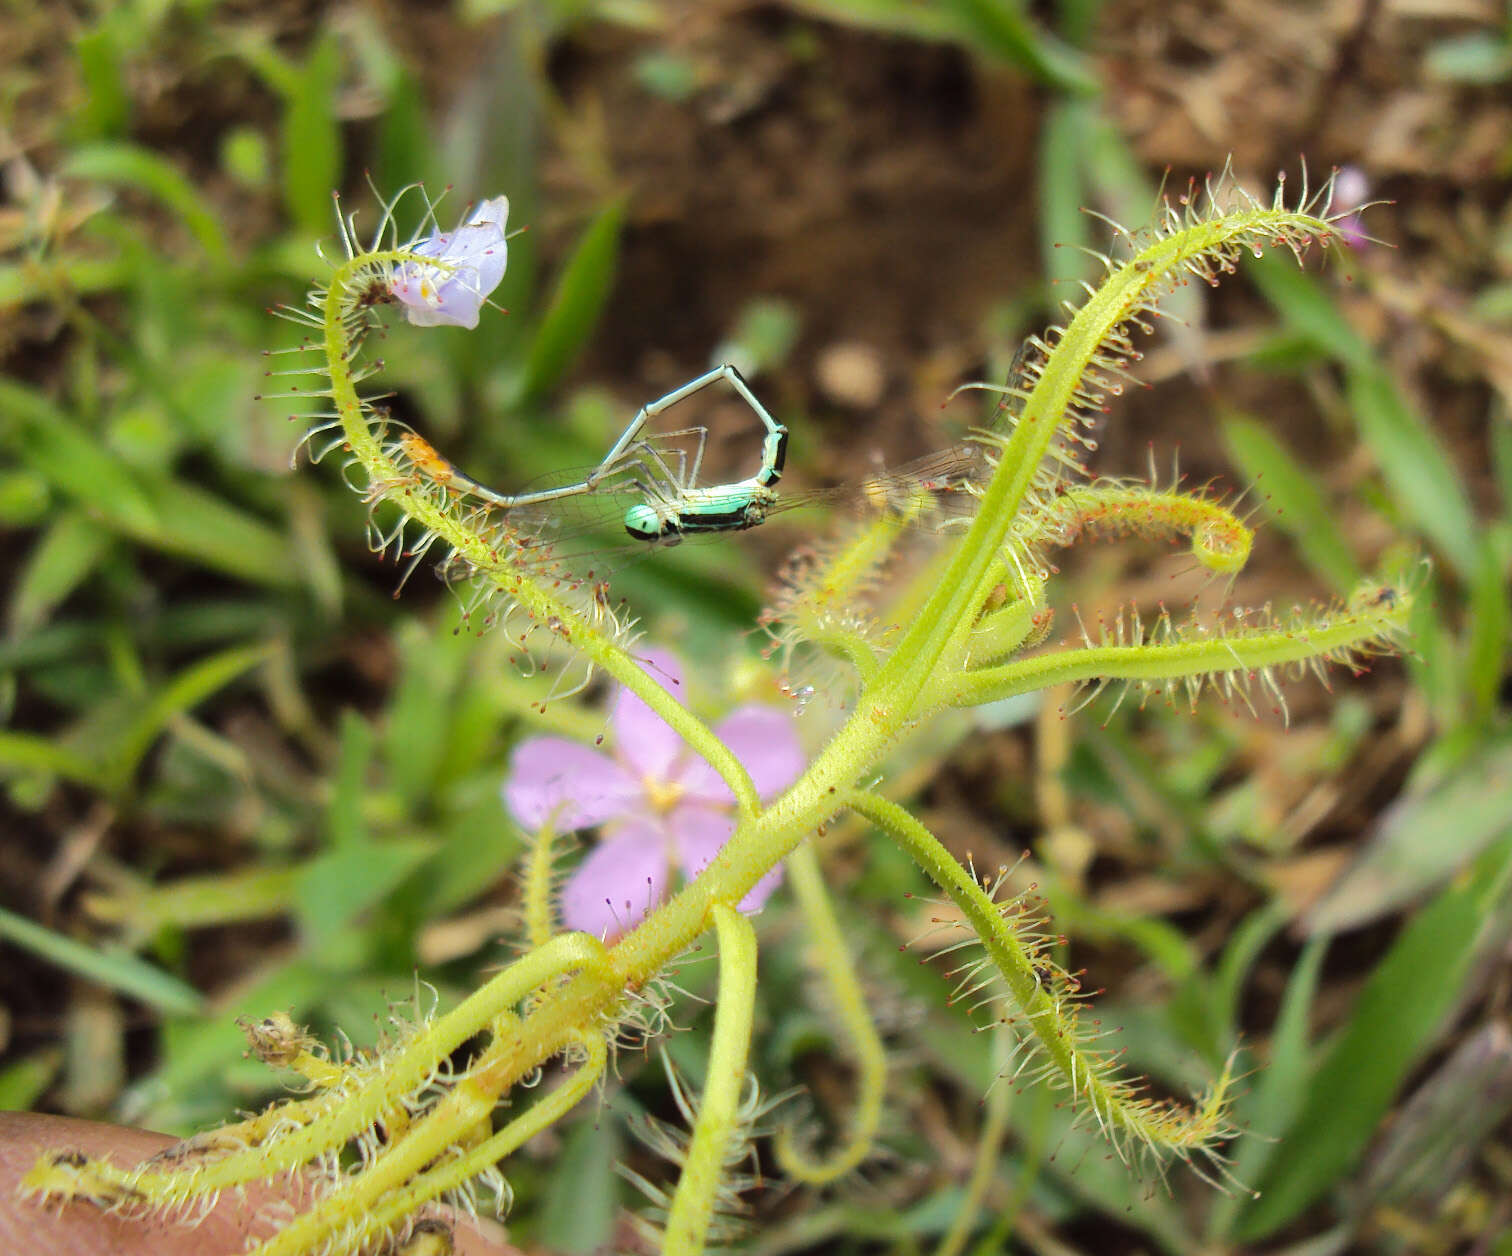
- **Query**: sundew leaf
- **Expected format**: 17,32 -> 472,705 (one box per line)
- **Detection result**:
1081,118 -> 1205,340
0,906 -> 204,1017
1346,363 -> 1479,579
1221,411 -> 1362,592
887,915 -> 1192,1247
1234,831 -> 1512,1239
518,197 -> 626,403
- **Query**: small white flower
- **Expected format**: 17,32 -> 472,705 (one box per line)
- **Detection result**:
390,196 -> 509,329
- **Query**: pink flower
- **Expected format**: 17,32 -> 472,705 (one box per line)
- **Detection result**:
390,196 -> 509,329
1331,167 -> 1372,251
503,650 -> 805,939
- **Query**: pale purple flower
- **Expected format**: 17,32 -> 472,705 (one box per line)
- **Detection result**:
504,650 -> 805,939
1331,166 -> 1372,251
390,195 -> 509,329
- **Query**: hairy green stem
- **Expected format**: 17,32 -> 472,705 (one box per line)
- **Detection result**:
663,904 -> 757,1256
252,1032 -> 607,1256
60,931 -> 613,1201
951,599 -> 1405,709
845,787 -> 1234,1154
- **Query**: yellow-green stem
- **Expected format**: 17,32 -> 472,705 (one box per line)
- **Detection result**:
662,904 -> 758,1256
776,843 -> 887,1185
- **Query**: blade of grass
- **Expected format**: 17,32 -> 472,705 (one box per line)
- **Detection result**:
128,476 -> 298,587
72,28 -> 131,139
382,622 -> 465,810
0,257 -> 134,309
1247,252 -> 1373,370
64,143 -> 231,265
945,0 -> 1097,94
786,0 -> 1096,92
539,1112 -> 619,1254
0,730 -> 106,788
4,381 -> 295,586
518,197 -> 626,403
1302,735 -> 1512,936
1221,411 -> 1362,592
1463,524 -> 1511,725
1208,934 -> 1328,1239
1038,100 -> 1093,286
103,641 -> 274,790
2,379 -> 160,533
0,906 -> 204,1017
1346,363 -> 1479,579
280,34 -> 343,235
8,512 -> 113,635
0,1049 -> 62,1110
1233,830 -> 1512,1239
1207,898 -> 1290,1053
83,865 -> 302,938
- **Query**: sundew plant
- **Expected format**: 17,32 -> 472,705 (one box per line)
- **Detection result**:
24,169 -> 1412,1255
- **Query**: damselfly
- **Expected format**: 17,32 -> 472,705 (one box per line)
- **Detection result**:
398,364 -> 787,517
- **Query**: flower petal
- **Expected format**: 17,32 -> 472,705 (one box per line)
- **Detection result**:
560,820 -> 670,939
671,804 -> 782,914
612,648 -> 689,781
503,737 -> 641,830
391,196 -> 510,329
679,705 -> 805,804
